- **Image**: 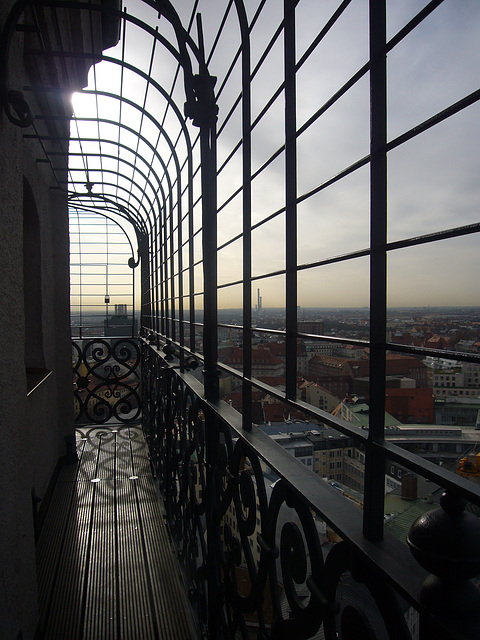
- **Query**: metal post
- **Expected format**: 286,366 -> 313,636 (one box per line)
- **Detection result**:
233,0 -> 253,430
199,95 -> 219,403
284,0 -> 297,401
139,234 -> 151,333
199,104 -> 222,638
188,36 -> 222,632
364,0 -> 387,542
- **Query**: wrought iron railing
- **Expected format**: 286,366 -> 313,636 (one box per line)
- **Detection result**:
66,335 -> 480,638
141,339 -> 480,640
72,338 -> 141,424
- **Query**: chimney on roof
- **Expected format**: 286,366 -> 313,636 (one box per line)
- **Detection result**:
401,474 -> 417,500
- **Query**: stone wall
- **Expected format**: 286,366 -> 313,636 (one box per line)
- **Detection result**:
0,1 -> 119,636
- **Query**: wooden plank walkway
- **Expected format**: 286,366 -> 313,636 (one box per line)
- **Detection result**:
36,424 -> 197,640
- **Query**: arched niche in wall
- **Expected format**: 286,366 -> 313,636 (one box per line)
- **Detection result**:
23,177 -> 50,393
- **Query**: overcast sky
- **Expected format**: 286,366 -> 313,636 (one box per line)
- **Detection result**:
70,0 -> 480,313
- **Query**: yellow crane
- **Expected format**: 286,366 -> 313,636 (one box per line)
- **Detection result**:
457,428 -> 480,479
457,452 -> 480,479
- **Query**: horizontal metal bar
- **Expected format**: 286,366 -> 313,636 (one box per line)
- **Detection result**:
297,333 -> 370,347
297,247 -> 371,272
386,222 -> 480,252
385,341 -> 480,365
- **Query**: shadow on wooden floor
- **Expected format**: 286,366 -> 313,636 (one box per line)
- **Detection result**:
36,424 -> 197,639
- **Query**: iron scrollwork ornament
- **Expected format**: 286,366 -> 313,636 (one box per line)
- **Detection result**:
141,344 -> 209,631
73,338 -> 141,424
323,541 -> 412,640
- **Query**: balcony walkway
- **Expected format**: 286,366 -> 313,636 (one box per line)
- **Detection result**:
36,424 -> 196,640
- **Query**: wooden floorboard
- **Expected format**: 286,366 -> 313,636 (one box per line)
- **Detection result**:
36,424 -> 196,640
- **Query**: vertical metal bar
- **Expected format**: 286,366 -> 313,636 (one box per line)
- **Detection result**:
146,224 -> 152,335
150,225 -> 154,335
284,0 -> 297,401
161,200 -> 168,339
139,234 -> 150,332
364,0 -> 387,542
169,196 -> 176,343
150,218 -> 159,340
188,164 -> 196,354
177,192 -> 185,368
234,0 -> 253,431
201,116 -> 219,402
194,22 -> 222,631
159,211 -> 164,338
164,365 -> 173,521
203,134 -> 222,634
155,217 -> 161,340
131,253 -> 135,337
205,406 -> 222,639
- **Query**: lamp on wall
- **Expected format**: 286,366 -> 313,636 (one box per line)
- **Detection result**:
105,293 -> 110,328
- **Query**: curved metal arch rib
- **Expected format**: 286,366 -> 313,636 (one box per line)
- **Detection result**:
69,205 -> 141,267
67,153 -> 163,235
70,170 -> 157,226
0,0 -> 214,233
68,88 -> 189,227
82,87 -> 189,184
29,50 -> 195,230
66,135 -> 168,234
69,184 -> 156,240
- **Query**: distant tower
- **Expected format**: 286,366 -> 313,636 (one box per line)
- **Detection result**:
257,288 -> 262,312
